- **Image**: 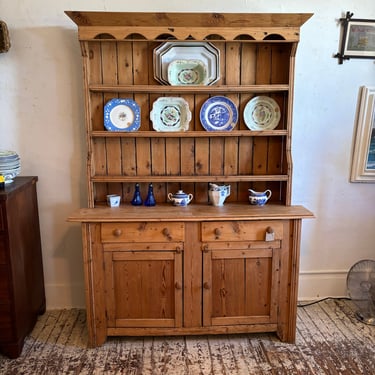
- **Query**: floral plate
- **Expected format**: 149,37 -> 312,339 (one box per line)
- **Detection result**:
167,59 -> 208,85
104,98 -> 141,131
243,96 -> 281,131
150,97 -> 191,132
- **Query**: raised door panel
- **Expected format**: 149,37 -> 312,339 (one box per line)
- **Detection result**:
203,246 -> 280,326
104,250 -> 183,328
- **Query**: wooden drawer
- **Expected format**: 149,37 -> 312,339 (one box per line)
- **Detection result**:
101,222 -> 185,243
201,221 -> 284,242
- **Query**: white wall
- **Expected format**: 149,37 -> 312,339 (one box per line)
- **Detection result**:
0,0 -> 374,308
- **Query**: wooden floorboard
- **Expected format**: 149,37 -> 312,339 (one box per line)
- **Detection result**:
1,299 -> 374,374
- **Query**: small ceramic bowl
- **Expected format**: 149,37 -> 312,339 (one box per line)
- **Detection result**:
167,59 -> 208,86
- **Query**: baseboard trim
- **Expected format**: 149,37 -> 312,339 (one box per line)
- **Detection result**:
298,269 -> 348,300
45,283 -> 85,309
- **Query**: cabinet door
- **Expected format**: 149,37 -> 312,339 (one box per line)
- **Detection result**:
203,244 -> 280,326
104,248 -> 183,329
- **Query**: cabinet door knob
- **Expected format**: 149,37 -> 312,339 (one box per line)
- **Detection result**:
175,282 -> 182,290
203,282 -> 210,290
175,246 -> 182,254
113,228 -> 122,237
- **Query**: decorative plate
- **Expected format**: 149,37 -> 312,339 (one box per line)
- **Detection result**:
0,160 -> 20,168
200,96 -> 238,131
150,97 -> 191,132
104,98 -> 141,131
0,150 -> 19,161
167,59 -> 208,86
243,96 -> 281,131
153,41 -> 220,85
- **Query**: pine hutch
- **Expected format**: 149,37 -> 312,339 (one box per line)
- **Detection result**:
66,11 -> 313,347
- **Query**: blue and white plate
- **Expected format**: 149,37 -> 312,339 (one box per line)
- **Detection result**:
200,96 -> 238,131
104,98 -> 141,131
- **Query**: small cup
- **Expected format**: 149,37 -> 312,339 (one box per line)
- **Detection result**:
107,194 -> 121,207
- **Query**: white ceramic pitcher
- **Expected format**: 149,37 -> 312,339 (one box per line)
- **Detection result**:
208,183 -> 231,206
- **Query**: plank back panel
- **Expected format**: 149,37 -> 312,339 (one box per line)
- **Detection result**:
83,39 -> 295,205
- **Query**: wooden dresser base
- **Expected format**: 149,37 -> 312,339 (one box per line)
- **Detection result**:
69,204 -> 313,347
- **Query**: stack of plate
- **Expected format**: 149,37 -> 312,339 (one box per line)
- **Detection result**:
0,150 -> 21,184
153,41 -> 220,86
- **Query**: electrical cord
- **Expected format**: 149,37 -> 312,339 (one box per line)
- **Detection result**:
297,296 -> 351,307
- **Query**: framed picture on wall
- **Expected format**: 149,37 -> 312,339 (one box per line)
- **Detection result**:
335,12 -> 375,64
351,86 -> 375,182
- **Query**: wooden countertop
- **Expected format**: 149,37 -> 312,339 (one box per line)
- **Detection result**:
68,203 -> 314,223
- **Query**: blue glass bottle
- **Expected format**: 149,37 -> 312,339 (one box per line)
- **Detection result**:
144,183 -> 156,206
131,183 -> 143,206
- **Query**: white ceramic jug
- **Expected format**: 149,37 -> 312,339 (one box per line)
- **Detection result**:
208,183 -> 231,206
248,189 -> 272,206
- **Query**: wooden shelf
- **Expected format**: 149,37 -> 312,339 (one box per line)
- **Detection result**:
68,203 -> 314,223
90,130 -> 288,137
89,84 -> 290,94
91,175 -> 289,183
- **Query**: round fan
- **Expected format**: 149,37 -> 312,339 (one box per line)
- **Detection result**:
347,259 -> 375,325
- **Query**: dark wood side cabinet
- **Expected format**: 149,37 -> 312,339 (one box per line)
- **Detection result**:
0,176 -> 46,358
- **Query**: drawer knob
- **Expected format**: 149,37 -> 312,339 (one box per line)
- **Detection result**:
162,227 -> 172,241
113,228 -> 122,237
214,228 -> 221,237
203,282 -> 210,290
175,246 -> 182,254
265,226 -> 275,241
